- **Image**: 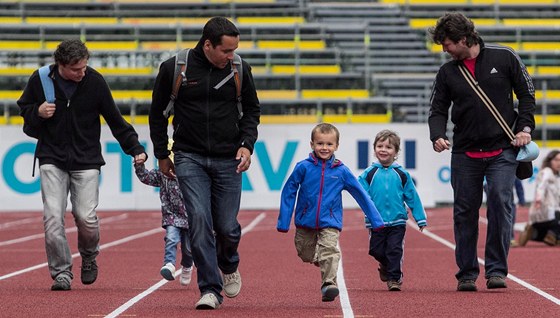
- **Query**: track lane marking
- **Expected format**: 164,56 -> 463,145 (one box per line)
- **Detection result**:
337,241 -> 354,318
0,213 -> 129,247
408,219 -> 560,306
0,225 -> 161,281
0,216 -> 43,230
103,212 -> 266,318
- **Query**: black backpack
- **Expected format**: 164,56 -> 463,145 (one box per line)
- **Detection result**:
163,48 -> 243,119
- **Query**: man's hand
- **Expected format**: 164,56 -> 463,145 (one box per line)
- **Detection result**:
38,101 -> 56,119
236,147 -> 252,173
433,138 -> 451,152
512,131 -> 532,147
158,157 -> 175,178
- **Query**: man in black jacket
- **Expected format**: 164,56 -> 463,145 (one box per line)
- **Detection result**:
149,17 -> 260,309
428,12 -> 535,292
18,39 -> 147,291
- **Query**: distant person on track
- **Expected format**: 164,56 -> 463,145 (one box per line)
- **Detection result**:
134,139 -> 193,285
149,17 -> 260,309
17,39 -> 147,291
519,150 -> 560,247
428,12 -> 536,291
277,123 -> 384,302
358,129 -> 427,291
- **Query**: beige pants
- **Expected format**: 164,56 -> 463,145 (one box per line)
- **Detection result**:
295,227 -> 340,287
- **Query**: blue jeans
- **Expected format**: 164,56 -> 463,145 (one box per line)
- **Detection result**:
39,164 -> 100,281
174,151 -> 242,302
451,148 -> 517,281
163,225 -> 193,269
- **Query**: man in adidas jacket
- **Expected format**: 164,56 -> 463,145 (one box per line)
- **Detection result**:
428,12 -> 535,292
149,17 -> 260,309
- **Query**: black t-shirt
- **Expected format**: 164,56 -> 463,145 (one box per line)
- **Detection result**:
54,70 -> 78,99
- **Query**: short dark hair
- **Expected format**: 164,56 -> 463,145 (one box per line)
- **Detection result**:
53,39 -> 90,66
200,16 -> 240,47
428,12 -> 479,47
311,123 -> 340,145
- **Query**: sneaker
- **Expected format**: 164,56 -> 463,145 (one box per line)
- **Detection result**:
543,230 -> 557,246
222,269 -> 241,298
51,275 -> 72,291
387,280 -> 402,291
180,266 -> 192,286
81,258 -> 98,285
378,265 -> 388,282
486,276 -> 507,289
195,293 -> 220,310
457,279 -> 477,291
518,224 -> 533,246
160,262 -> 175,281
321,285 -> 339,302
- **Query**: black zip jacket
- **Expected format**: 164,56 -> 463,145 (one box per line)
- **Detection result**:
18,65 -> 146,170
149,43 -> 260,160
428,39 -> 536,153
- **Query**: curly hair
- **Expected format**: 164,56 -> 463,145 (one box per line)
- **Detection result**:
428,12 -> 479,47
53,39 -> 90,66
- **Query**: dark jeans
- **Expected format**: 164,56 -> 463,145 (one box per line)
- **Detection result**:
369,225 -> 406,282
451,148 -> 517,281
174,151 -> 242,302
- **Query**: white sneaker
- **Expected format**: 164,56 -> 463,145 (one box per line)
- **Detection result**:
160,262 -> 175,281
195,293 -> 220,310
180,266 -> 192,286
222,269 -> 242,298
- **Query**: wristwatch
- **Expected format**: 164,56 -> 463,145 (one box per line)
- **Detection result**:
522,126 -> 532,134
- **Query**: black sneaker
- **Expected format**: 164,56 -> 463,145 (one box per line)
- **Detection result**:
457,279 -> 477,291
378,265 -> 388,282
486,276 -> 507,289
321,285 -> 339,302
81,259 -> 98,285
387,280 -> 402,291
51,275 -> 71,291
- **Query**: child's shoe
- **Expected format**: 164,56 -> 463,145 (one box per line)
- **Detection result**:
180,266 -> 193,285
387,280 -> 402,291
321,284 -> 339,302
160,262 -> 175,281
378,265 -> 388,282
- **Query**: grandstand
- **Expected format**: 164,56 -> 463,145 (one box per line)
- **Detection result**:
0,0 -> 559,142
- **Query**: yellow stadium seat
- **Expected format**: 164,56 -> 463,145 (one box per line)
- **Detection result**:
0,17 -> 23,24
535,66 -> 560,76
0,41 -> 43,50
301,89 -> 369,99
0,91 -> 23,99
25,17 -> 119,25
44,41 -> 139,51
536,90 -> 560,99
261,115 -> 318,124
237,17 -> 305,25
257,40 -> 325,50
350,114 -> 391,123
503,19 -> 560,27
271,65 -> 341,75
111,90 -> 152,100
257,90 -> 298,99
122,17 -> 211,25
410,18 -> 499,29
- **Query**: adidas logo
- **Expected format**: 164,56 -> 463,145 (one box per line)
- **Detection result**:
490,68 -> 498,74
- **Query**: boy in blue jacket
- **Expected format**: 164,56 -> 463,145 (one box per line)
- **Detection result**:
278,123 -> 384,302
358,129 -> 427,291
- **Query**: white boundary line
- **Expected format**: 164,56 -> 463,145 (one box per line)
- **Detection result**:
409,220 -> 560,306
337,242 -> 354,318
0,213 -> 129,247
0,216 -> 43,230
104,212 -> 267,318
0,226 -> 161,281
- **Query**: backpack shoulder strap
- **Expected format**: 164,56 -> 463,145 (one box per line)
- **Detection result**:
232,53 -> 243,119
38,65 -> 55,103
163,48 -> 189,118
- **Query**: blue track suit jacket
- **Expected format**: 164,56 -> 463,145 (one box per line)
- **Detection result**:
277,153 -> 384,232
358,162 -> 427,228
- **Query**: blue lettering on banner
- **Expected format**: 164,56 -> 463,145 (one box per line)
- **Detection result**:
405,140 -> 416,169
245,141 -> 299,191
438,166 -> 451,183
105,141 -> 148,192
357,140 -> 369,170
2,142 -> 39,194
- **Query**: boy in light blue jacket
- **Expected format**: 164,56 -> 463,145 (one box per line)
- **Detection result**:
358,129 -> 427,291
278,123 -> 384,302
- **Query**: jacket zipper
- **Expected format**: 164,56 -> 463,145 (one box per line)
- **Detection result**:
316,160 -> 326,229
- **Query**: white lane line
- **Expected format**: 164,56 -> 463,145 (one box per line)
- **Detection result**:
0,216 -> 43,230
0,226 -> 161,281
408,220 -> 560,306
0,213 -> 129,247
337,242 -> 354,318
104,212 -> 267,318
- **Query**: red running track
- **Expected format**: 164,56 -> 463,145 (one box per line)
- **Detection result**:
0,207 -> 558,317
